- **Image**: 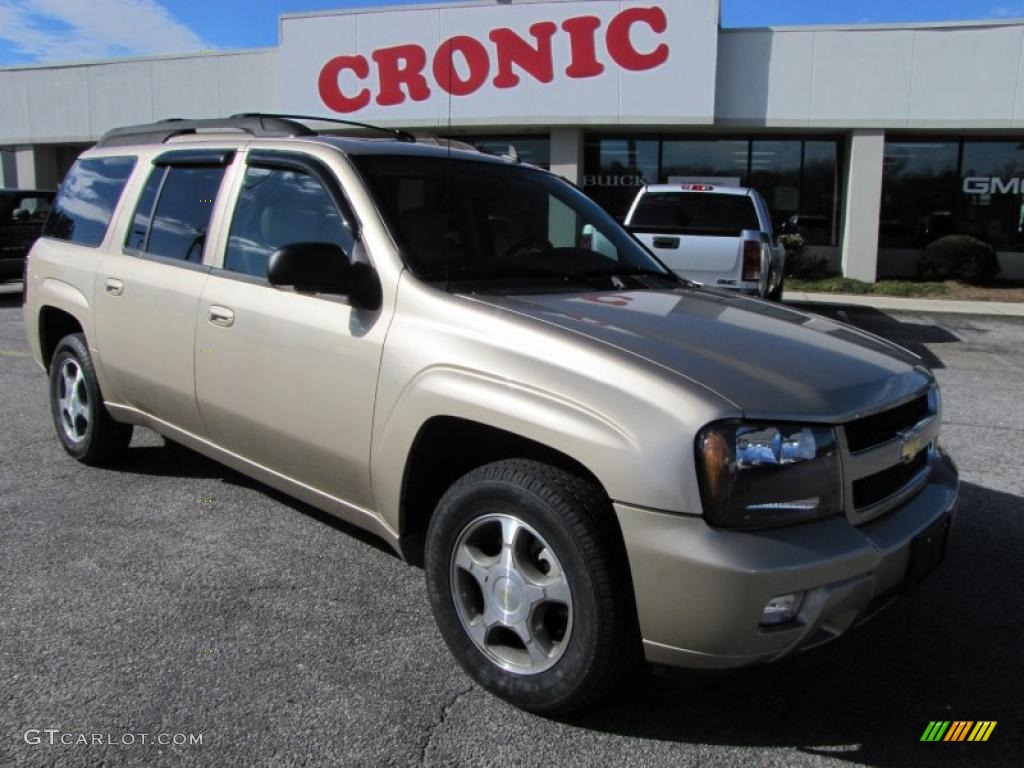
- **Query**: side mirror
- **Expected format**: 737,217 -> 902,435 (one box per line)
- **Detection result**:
267,242 -> 382,310
12,208 -> 30,222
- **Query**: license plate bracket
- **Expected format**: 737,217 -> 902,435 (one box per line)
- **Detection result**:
904,513 -> 951,592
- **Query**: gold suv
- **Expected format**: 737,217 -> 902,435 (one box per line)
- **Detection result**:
23,115 -> 958,714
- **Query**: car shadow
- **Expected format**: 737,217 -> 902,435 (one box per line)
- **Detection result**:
565,480 -> 1022,766
791,302 -> 963,370
115,439 -> 401,560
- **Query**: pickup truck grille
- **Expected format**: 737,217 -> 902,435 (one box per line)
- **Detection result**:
852,451 -> 929,509
844,394 -> 930,453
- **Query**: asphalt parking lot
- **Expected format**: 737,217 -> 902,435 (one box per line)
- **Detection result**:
1,282 -> 1022,767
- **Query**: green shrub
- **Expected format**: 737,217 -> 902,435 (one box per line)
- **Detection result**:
919,235 -> 1000,284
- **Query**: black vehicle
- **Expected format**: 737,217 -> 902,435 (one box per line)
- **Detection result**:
0,189 -> 55,280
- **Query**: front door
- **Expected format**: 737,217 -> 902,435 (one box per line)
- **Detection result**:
194,150 -> 387,510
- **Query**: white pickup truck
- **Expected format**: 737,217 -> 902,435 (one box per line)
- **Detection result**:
623,184 -> 785,301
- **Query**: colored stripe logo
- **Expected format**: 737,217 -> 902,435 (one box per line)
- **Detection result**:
921,721 -> 996,742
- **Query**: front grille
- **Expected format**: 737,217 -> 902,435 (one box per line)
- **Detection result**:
844,394 -> 930,453
852,451 -> 928,509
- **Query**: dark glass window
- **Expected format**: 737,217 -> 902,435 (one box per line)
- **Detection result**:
799,142 -> 840,246
630,192 -> 759,236
43,156 -> 136,247
224,166 -> 355,279
582,136 -> 659,221
961,141 -> 1024,250
661,139 -> 749,185
127,165 -> 225,262
879,141 -> 960,248
879,138 -> 1024,253
582,135 -> 842,244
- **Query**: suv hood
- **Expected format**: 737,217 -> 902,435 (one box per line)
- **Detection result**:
469,288 -> 931,421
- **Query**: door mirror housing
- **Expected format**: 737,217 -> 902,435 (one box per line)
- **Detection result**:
12,208 -> 31,222
267,242 -> 382,310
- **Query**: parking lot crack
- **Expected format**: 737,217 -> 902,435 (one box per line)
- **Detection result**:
419,684 -> 474,766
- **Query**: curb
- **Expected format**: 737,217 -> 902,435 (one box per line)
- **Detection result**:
783,291 -> 1024,317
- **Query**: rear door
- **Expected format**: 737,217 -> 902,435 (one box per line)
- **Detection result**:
92,149 -> 234,435
627,191 -> 760,282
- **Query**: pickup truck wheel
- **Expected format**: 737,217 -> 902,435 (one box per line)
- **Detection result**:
425,459 -> 638,714
767,276 -> 785,302
49,333 -> 132,465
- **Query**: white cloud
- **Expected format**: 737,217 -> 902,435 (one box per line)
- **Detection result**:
0,0 -> 206,63
990,6 -> 1024,17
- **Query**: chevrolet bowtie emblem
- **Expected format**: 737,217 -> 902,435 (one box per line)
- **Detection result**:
900,431 -> 925,463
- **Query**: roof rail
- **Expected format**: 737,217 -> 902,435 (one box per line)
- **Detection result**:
95,115 -> 316,148
233,113 -> 417,143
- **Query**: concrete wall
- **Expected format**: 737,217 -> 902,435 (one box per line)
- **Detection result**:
715,21 -> 1024,129
0,49 -> 278,145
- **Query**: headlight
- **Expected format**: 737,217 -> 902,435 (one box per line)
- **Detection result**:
697,421 -> 842,529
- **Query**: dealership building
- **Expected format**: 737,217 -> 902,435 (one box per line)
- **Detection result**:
3,0 -> 1024,281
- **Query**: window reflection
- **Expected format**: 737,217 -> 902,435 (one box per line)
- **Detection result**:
582,135 -> 841,245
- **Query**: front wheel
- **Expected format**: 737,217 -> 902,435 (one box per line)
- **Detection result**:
425,460 -> 639,715
49,333 -> 133,465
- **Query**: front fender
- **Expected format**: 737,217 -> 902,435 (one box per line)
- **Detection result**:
371,364 -> 663,535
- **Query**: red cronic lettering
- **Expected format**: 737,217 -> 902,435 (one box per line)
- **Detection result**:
318,55 -> 371,113
433,35 -> 490,96
489,21 -> 557,88
562,16 -> 604,78
372,44 -> 431,106
606,6 -> 669,72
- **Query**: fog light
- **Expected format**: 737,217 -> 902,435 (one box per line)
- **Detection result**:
760,593 -> 804,626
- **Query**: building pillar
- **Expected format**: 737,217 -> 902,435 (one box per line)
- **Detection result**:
840,130 -> 886,283
549,127 -> 583,185
14,146 -> 60,191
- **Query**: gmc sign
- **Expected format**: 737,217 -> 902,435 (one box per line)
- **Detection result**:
280,0 -> 718,126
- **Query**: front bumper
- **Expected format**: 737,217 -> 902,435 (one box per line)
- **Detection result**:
615,453 -> 958,669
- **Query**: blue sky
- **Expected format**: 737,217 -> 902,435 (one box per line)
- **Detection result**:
0,0 -> 1021,66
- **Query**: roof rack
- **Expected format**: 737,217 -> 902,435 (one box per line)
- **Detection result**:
234,113 -> 417,143
95,113 -> 418,148
95,115 -> 317,148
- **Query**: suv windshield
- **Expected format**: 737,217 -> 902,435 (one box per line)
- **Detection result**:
352,155 -> 676,291
630,192 -> 760,237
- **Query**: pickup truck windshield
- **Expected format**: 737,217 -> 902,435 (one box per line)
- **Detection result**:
630,192 -> 760,238
352,155 -> 676,290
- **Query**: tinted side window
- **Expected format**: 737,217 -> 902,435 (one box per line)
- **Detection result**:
43,157 -> 136,247
224,166 -> 354,278
630,193 -> 760,237
127,165 -> 226,262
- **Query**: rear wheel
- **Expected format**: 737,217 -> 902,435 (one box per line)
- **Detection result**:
425,459 -> 639,714
49,333 -> 132,465
767,275 -> 785,302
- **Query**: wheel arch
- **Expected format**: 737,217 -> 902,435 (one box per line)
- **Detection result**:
395,415 -> 616,566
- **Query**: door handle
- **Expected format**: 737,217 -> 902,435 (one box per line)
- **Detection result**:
653,236 -> 681,250
208,305 -> 234,327
105,278 -> 125,296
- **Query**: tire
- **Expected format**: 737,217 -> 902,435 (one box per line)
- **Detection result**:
425,459 -> 639,715
768,275 -> 785,302
49,333 -> 133,465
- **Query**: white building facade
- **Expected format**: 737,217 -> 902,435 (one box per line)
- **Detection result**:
3,0 -> 1024,281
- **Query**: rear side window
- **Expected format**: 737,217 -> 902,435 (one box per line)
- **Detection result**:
43,157 -> 136,247
630,192 -> 760,237
223,166 -> 354,279
127,164 -> 226,262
